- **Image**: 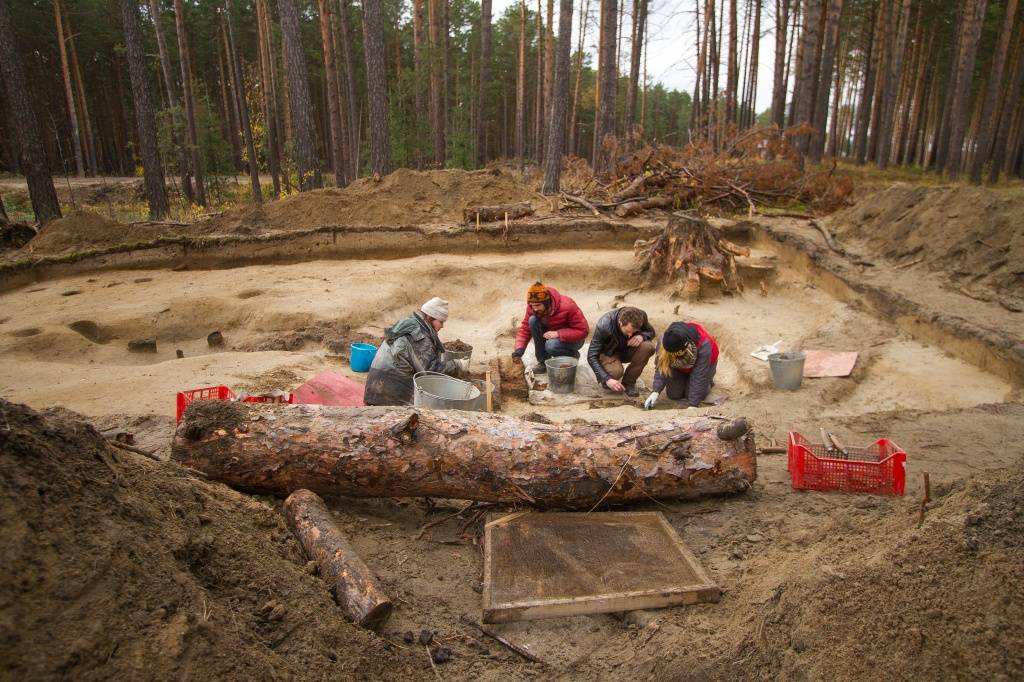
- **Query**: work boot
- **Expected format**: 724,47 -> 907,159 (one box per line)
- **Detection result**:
532,361 -> 547,374
624,383 -> 639,397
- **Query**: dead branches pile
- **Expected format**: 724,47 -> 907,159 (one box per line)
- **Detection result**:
558,127 -> 853,217
634,211 -> 750,298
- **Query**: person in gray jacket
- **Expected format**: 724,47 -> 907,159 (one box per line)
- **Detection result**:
364,297 -> 467,406
586,306 -> 656,397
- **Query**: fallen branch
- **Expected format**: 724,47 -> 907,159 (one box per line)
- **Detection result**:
106,437 -> 160,461
459,614 -> 546,665
561,193 -> 601,216
808,219 -> 847,256
614,195 -> 674,217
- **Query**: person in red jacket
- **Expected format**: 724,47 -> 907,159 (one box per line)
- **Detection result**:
511,281 -> 590,374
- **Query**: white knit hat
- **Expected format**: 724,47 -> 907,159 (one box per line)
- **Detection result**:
420,297 -> 449,321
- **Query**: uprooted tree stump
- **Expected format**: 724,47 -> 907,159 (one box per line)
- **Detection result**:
634,212 -> 749,299
172,402 -> 756,508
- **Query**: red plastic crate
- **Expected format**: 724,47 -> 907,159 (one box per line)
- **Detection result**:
176,385 -> 234,423
788,431 -> 906,496
240,393 -> 294,407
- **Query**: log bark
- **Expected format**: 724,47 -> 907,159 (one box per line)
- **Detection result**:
463,202 -> 534,224
614,195 -> 673,217
283,489 -> 394,630
172,402 -> 756,508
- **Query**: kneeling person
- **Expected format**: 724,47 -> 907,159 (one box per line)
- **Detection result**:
364,297 -> 466,406
511,281 -> 589,374
587,306 -> 656,397
644,321 -> 719,410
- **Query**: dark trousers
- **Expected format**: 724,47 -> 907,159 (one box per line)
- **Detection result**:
529,315 -> 584,364
664,364 -> 717,403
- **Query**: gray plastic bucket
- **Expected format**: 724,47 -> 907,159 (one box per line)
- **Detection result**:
768,352 -> 806,390
545,357 -> 579,394
413,371 -> 483,411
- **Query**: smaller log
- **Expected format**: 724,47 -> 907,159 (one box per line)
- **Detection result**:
614,196 -> 674,217
561,193 -> 601,215
283,489 -> 394,631
464,202 -> 534,224
612,175 -> 648,203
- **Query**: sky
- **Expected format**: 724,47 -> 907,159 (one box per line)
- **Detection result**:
489,0 -> 782,114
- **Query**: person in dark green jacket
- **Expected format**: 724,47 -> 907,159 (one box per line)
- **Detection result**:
364,297 -> 466,405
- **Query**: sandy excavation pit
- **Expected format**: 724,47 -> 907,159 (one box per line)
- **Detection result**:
2,214 -> 1023,681
0,245 -> 1013,424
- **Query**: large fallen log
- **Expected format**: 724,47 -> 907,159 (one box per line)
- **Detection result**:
283,489 -> 394,631
172,402 -> 756,508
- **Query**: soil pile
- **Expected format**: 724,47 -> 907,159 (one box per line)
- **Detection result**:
198,168 -> 539,235
720,463 -> 1024,680
29,210 -> 179,255
0,400 -> 420,680
827,184 -> 1024,302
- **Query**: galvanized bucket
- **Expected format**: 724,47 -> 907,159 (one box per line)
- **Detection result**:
413,371 -> 482,411
544,357 -> 579,394
768,352 -> 806,390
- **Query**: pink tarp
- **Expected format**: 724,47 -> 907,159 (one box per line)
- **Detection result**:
802,350 -> 859,378
292,370 -> 366,406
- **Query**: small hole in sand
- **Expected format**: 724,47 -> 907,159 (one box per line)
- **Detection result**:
68,320 -> 113,344
133,277 -> 153,284
237,289 -> 264,299
61,290 -> 82,297
10,328 -> 41,337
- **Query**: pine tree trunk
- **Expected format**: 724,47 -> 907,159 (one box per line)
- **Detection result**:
515,0 -> 527,168
569,0 -> 589,155
172,0 -> 207,205
224,0 -> 263,203
626,0 -> 647,132
694,0 -> 712,132
809,0 -> 842,162
743,0 -> 760,129
413,0 -> 426,147
792,0 -> 824,157
770,0 -> 789,128
477,0 -> 492,165
593,0 -> 618,174
427,0 -> 445,165
53,0 -> 84,178
535,0 -> 545,161
542,0 -> 574,194
0,0 -> 61,223
989,33 -> 1024,182
218,29 -> 244,170
544,0 -> 555,143
931,3 -> 965,170
172,403 -> 757,508
944,0 -> 988,178
149,0 -> 194,202
362,0 -> 391,176
278,0 -> 323,190
63,8 -> 97,175
874,0 -> 910,169
120,0 -> 169,219
319,0 -> 347,186
852,0 -> 879,163
337,0 -> 359,180
726,0 -> 738,125
256,0 -> 282,197
969,0 -> 1018,182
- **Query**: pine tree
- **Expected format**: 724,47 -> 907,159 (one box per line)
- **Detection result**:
278,0 -> 323,190
363,0 -> 391,175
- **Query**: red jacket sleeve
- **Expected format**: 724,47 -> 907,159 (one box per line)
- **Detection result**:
558,300 -> 590,343
514,305 -> 532,349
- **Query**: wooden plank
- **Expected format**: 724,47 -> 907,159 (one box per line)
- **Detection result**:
482,511 -> 719,624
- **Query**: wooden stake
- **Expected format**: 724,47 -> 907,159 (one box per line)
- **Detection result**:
917,471 -> 931,527
485,371 -> 493,412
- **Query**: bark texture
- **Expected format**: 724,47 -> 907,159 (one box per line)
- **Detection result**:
172,402 -> 757,508
541,0 -> 574,195
224,0 -> 262,203
120,0 -> 169,219
283,489 -> 394,631
173,0 -> 207,205
477,0 -> 493,165
0,0 -> 61,223
362,0 -> 391,176
319,0 -> 346,186
279,0 -> 323,190
770,0 -> 788,128
593,0 -> 618,174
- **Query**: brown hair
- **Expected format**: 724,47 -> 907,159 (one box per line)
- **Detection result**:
618,307 -> 646,329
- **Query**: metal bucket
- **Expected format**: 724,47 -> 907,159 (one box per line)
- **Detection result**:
545,357 -> 578,394
413,371 -> 483,411
768,352 -> 806,390
442,348 -> 472,363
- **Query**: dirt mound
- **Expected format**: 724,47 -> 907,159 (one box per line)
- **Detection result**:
29,210 -> 180,254
0,400 -> 420,680
198,168 -> 539,235
715,464 -> 1024,680
827,184 -> 1024,302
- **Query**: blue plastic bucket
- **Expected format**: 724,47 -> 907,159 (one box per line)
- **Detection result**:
350,343 -> 378,372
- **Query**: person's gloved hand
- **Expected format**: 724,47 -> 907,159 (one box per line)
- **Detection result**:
685,405 -> 698,411
511,348 -> 525,359
453,358 -> 470,377
643,391 -> 660,410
